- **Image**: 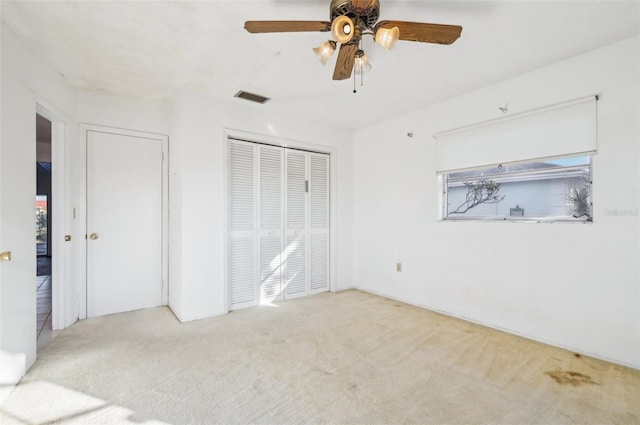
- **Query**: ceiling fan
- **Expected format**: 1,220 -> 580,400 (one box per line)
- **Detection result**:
244,0 -> 462,81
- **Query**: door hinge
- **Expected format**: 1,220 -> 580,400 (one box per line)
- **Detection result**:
305,180 -> 309,193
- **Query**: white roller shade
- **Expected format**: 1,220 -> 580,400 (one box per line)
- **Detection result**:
434,96 -> 598,173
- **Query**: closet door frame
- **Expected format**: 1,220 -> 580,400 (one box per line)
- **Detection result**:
223,129 -> 337,313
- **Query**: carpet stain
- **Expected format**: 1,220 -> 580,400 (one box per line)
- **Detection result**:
545,369 -> 598,386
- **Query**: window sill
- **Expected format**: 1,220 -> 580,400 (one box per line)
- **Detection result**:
440,216 -> 593,224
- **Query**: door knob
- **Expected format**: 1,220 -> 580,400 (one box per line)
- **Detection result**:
0,251 -> 12,261
90,233 -> 99,240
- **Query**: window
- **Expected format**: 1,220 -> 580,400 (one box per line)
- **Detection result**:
36,194 -> 48,254
443,155 -> 592,222
433,96 -> 597,222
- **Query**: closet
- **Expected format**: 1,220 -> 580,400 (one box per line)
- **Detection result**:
228,138 -> 330,310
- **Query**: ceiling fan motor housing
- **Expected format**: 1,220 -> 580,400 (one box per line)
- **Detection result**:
330,0 -> 380,30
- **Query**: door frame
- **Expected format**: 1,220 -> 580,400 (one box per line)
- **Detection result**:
78,124 -> 169,319
223,128 -> 338,313
35,102 -> 72,331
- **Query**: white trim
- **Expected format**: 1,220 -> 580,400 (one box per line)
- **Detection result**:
78,124 -> 169,318
225,127 -> 334,155
78,126 -> 87,320
35,102 -> 71,331
221,132 -> 230,314
440,217 -> 593,224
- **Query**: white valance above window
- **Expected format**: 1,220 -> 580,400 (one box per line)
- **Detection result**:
433,95 -> 598,174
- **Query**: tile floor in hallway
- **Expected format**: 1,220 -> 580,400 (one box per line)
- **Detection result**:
36,274 -> 51,336
36,257 -> 54,349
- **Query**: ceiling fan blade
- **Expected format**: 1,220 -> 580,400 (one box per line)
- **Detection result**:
375,21 -> 462,45
332,43 -> 358,80
244,21 -> 331,33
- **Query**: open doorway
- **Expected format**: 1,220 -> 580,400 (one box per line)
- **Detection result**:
36,113 -> 53,348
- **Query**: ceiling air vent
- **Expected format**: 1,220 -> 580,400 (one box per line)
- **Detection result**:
234,90 -> 271,104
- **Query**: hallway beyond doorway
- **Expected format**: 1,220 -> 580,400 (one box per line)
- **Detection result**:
36,257 -> 54,349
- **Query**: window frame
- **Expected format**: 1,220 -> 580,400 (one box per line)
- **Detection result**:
440,155 -> 593,223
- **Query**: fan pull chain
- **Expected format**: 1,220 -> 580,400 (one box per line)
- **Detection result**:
360,39 -> 364,88
354,38 -> 364,91
353,70 -> 357,94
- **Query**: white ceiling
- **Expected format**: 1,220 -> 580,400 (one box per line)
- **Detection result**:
3,1 -> 639,130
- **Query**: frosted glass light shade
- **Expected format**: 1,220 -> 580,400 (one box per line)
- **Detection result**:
331,15 -> 354,44
312,40 -> 337,65
354,51 -> 372,73
375,26 -> 399,51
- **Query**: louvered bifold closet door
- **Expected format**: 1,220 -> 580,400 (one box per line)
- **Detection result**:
309,153 -> 330,294
258,146 -> 285,304
284,150 -> 309,298
229,141 -> 258,310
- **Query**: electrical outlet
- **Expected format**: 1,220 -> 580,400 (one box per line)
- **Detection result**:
396,262 -> 402,272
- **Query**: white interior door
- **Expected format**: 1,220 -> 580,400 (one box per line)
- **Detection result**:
86,130 -> 165,317
284,150 -> 309,299
0,80 -> 37,392
309,153 -> 330,294
227,138 -> 330,310
228,141 -> 258,310
258,145 -> 284,304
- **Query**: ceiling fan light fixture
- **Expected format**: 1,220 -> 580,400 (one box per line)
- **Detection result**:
244,1 -> 462,83
312,40 -> 337,65
354,50 -> 372,73
331,15 -> 354,44
375,26 -> 399,51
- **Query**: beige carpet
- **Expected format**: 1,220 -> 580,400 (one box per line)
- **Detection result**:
1,289 -> 639,424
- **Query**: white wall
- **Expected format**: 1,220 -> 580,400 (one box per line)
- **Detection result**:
75,90 -> 172,135
170,93 -> 354,322
353,36 -> 640,368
